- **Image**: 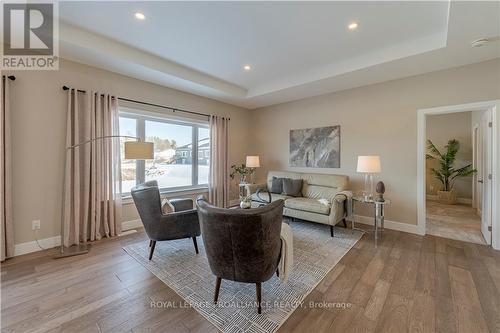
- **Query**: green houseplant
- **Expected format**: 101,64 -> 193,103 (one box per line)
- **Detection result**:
229,163 -> 255,184
230,164 -> 256,206
426,139 -> 476,204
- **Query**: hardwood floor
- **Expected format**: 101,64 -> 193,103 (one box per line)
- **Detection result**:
426,200 -> 486,245
1,225 -> 499,333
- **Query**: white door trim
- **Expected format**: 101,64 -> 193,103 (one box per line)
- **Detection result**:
417,100 -> 500,250
472,124 -> 479,210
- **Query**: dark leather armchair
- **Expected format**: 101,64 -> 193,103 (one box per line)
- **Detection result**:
131,181 -> 201,260
196,196 -> 283,314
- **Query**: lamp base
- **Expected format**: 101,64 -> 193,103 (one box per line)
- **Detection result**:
363,173 -> 374,200
54,244 -> 90,259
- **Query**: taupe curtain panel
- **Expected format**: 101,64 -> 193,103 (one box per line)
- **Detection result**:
63,89 -> 122,247
1,76 -> 14,261
208,115 -> 229,207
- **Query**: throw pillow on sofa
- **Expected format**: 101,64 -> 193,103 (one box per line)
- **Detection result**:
270,177 -> 284,194
282,178 -> 303,197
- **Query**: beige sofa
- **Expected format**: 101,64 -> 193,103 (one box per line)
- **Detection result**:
245,171 -> 350,236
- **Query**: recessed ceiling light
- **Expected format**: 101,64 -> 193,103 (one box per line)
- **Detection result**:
243,65 -> 251,71
134,12 -> 146,20
348,22 -> 358,30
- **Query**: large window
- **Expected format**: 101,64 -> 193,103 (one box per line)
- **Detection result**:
119,110 -> 210,195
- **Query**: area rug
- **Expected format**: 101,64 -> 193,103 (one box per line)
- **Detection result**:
123,220 -> 362,333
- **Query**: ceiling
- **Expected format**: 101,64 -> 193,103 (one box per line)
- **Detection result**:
58,1 -> 500,109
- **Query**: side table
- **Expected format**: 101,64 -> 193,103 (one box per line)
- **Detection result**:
352,196 -> 391,246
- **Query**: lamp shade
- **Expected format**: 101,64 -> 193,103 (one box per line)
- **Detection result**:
124,141 -> 154,160
246,155 -> 260,168
357,155 -> 381,173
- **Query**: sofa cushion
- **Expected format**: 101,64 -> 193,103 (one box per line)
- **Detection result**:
270,177 -> 284,194
266,171 -> 303,193
251,192 -> 291,203
284,197 -> 331,215
266,171 -> 349,199
282,178 -> 303,197
302,184 -> 339,201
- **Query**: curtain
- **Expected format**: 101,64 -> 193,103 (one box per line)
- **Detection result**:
63,89 -> 122,247
1,76 -> 14,261
208,115 -> 230,207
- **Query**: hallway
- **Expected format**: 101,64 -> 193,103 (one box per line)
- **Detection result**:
426,200 -> 486,245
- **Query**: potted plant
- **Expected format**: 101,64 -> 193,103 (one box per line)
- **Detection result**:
230,163 -> 257,203
426,139 -> 476,204
229,163 -> 255,184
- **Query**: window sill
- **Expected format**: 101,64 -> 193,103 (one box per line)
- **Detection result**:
122,186 -> 209,205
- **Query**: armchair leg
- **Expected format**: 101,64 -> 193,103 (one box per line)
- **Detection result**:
256,282 -> 262,314
149,240 -> 152,248
342,218 -> 347,228
330,225 -> 334,237
192,237 -> 199,254
149,241 -> 156,260
276,267 -> 279,277
214,277 -> 222,303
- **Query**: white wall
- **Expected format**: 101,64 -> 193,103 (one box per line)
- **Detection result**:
251,59 -> 500,226
426,112 -> 472,199
6,59 -> 251,244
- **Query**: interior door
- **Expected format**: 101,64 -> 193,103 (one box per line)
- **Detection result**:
481,109 -> 492,244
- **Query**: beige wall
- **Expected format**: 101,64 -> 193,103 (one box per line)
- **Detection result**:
426,112 -> 473,199
251,59 -> 500,226
7,59 -> 251,244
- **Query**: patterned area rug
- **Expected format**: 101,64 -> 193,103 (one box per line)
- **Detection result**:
123,220 -> 362,333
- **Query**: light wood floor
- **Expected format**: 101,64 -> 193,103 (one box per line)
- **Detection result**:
1,225 -> 500,333
427,200 -> 486,245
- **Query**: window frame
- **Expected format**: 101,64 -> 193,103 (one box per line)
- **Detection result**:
119,109 -> 210,197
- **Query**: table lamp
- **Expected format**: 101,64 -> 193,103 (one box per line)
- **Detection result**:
357,155 -> 381,200
246,155 -> 260,184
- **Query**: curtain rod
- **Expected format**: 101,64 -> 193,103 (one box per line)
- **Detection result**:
61,85 -> 230,120
2,75 -> 16,81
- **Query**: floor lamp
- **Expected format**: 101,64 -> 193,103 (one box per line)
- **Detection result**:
54,136 -> 154,259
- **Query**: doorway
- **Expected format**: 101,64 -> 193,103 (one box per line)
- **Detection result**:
417,100 -> 499,250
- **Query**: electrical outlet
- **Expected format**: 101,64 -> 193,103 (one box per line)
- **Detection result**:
32,220 -> 41,230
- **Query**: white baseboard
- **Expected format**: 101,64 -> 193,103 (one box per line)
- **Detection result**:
426,194 -> 472,205
13,220 -> 144,257
349,214 -> 421,235
122,219 -> 143,231
13,214 -> 419,257
14,235 -> 61,257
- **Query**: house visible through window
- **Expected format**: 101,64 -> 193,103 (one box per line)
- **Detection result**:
119,109 -> 210,195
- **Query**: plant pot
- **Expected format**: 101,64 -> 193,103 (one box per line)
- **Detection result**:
437,190 -> 457,204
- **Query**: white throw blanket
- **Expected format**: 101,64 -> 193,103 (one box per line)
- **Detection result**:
279,223 -> 293,282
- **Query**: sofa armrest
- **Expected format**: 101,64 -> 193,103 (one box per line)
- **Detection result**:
333,193 -> 348,204
329,193 -> 348,224
244,183 -> 268,196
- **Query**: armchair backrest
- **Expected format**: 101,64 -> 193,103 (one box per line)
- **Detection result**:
131,181 -> 163,233
196,197 -> 284,283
